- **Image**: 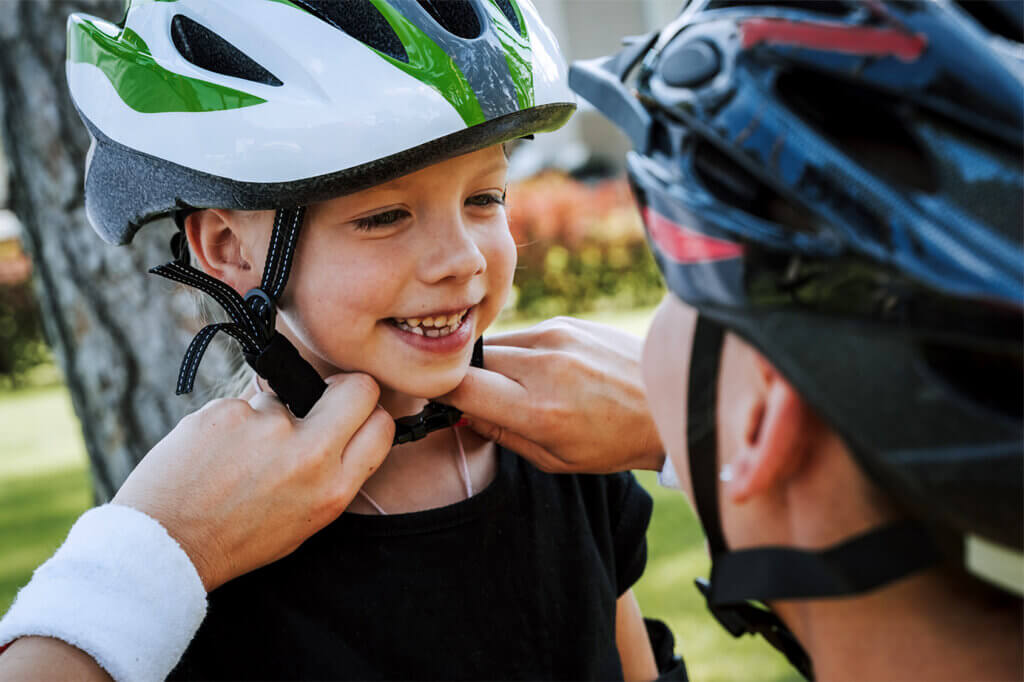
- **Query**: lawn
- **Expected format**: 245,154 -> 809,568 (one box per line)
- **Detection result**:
0,307 -> 800,681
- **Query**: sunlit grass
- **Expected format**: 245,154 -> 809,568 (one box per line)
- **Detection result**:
0,306 -> 799,680
0,384 -> 92,614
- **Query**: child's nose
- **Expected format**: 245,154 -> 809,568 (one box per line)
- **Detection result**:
417,216 -> 487,284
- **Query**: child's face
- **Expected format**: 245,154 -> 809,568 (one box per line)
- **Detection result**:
272,145 -> 514,399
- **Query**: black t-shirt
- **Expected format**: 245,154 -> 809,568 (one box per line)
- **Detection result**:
170,447 -> 654,681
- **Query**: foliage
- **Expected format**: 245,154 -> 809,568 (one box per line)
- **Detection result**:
506,171 -> 665,319
0,278 -> 48,388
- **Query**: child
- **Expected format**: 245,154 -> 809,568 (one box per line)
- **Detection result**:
66,0 -> 680,679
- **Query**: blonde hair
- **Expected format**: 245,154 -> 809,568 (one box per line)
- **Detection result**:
184,244 -> 257,399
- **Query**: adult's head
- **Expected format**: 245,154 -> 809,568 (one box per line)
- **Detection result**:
66,0 -> 575,426
572,0 -> 1023,676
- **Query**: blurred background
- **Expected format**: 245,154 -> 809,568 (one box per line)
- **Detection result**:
0,2 -> 798,679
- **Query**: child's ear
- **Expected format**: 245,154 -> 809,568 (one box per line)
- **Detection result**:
184,209 -> 257,296
723,352 -> 815,504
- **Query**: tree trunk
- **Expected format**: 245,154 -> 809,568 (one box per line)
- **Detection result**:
0,1 -> 238,501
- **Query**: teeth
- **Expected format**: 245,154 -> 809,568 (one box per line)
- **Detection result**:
391,308 -> 469,337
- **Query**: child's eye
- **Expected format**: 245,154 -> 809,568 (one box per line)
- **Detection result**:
466,192 -> 506,208
354,209 -> 409,231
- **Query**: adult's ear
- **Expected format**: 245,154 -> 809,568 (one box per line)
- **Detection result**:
723,352 -> 815,504
183,209 -> 257,296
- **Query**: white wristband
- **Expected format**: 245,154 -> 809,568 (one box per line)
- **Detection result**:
0,504 -> 207,682
658,454 -> 683,491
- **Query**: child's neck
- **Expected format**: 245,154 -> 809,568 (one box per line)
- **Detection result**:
345,385 -> 498,515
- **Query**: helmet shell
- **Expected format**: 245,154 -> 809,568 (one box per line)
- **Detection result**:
67,0 -> 576,244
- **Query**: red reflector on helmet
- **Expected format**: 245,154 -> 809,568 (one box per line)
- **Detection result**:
741,18 -> 927,62
643,207 -> 744,263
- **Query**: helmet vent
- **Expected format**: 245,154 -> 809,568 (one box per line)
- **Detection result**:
775,68 -> 939,195
692,140 -> 823,236
706,0 -> 850,17
954,0 -> 1024,44
170,15 -> 282,86
416,0 -> 482,39
493,0 -> 525,36
293,0 -> 409,63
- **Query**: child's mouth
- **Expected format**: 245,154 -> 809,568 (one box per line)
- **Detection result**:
389,308 -> 471,338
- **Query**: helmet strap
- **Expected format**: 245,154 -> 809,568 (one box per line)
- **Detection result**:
152,207 -> 480,442
685,316 -> 942,681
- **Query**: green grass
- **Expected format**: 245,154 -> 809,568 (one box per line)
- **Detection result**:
0,307 -> 799,681
0,383 -> 92,614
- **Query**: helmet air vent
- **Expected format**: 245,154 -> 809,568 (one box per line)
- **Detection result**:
293,0 -> 410,63
953,0 -> 1024,44
416,0 -> 482,39
692,140 -> 822,236
170,15 -> 282,87
775,68 -> 939,195
493,0 -> 524,36
706,0 -> 850,17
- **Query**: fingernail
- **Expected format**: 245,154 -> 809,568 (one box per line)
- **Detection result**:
719,463 -> 735,483
456,418 -> 469,427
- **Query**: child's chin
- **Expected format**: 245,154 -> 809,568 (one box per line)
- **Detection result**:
392,370 -> 466,401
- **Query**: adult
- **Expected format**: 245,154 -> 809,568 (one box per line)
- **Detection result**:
448,1 -> 1024,679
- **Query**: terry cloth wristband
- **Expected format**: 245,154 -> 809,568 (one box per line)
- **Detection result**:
658,454 -> 683,491
0,504 -> 207,682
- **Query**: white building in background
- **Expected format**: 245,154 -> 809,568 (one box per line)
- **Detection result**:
509,0 -> 683,180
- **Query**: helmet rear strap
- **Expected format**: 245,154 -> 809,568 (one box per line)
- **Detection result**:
685,316 -> 944,681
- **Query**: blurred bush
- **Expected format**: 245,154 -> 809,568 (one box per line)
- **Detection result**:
507,171 -> 664,319
0,238 -> 47,388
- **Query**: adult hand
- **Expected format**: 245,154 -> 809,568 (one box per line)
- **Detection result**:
113,372 -> 394,592
439,317 -> 664,474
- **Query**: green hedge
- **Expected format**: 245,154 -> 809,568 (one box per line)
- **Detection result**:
505,171 -> 664,320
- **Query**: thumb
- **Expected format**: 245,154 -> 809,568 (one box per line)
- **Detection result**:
460,417 -> 566,474
436,366 -> 527,427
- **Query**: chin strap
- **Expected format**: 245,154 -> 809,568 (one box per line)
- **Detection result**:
686,316 -> 942,681
152,207 -> 326,417
151,207 -> 481,443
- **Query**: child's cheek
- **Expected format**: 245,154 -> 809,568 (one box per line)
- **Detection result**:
486,224 -> 518,301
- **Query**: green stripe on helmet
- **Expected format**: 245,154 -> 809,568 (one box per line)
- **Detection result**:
486,0 -> 534,110
368,0 -> 486,127
68,18 -> 266,114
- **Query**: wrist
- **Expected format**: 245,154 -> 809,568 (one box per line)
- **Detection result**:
0,504 -> 207,682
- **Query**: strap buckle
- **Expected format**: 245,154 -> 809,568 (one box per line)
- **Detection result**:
695,578 -> 814,680
244,288 -> 276,339
392,402 -> 462,445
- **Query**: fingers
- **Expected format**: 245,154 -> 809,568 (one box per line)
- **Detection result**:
462,416 -> 568,474
247,391 -> 290,416
335,406 -> 394,500
301,372 -> 381,453
436,365 -> 529,428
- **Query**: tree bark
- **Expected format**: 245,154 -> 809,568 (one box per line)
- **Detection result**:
0,1 -> 239,501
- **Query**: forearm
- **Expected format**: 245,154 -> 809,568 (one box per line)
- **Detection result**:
0,505 -> 207,682
0,637 -> 112,682
615,590 -> 658,682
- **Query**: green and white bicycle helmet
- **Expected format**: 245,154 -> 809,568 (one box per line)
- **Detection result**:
66,0 -> 575,428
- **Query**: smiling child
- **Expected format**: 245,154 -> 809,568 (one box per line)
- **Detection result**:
65,0 -> 679,679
